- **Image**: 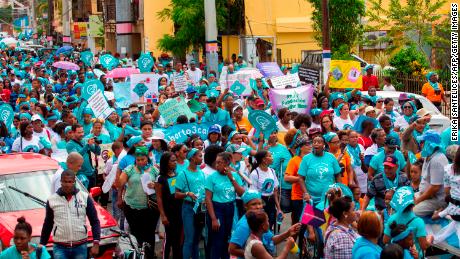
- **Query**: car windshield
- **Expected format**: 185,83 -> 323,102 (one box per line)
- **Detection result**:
0,170 -> 87,212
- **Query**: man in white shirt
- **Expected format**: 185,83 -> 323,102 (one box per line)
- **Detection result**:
31,114 -> 51,141
186,61 -> 202,85
51,152 -> 84,193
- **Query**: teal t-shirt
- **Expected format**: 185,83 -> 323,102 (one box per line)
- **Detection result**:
352,237 -> 382,259
384,211 -> 426,257
0,244 -> 51,259
268,143 -> 292,190
176,159 -> 190,175
441,127 -> 460,150
203,107 -> 234,128
82,122 -> 93,136
205,170 -> 243,203
298,152 -> 341,202
175,167 -> 206,202
369,150 -> 406,175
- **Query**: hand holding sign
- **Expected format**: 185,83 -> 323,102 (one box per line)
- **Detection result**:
100,54 -> 119,70
230,80 -> 245,95
0,103 -> 13,130
80,51 -> 94,67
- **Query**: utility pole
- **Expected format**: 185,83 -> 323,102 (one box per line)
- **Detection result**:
321,0 -> 331,85
48,0 -> 54,36
204,0 -> 219,77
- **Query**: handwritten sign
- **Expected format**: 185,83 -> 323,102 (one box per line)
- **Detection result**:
268,85 -> 314,114
173,74 -> 188,92
269,73 -> 301,89
87,90 -> 113,119
158,97 -> 195,125
298,66 -> 321,85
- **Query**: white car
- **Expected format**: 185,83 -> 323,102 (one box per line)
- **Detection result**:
362,91 -> 451,132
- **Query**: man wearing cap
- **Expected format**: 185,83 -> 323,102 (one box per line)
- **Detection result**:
413,130 -> 448,217
368,136 -> 407,179
362,64 -> 379,91
186,61 -> 202,85
229,190 -> 300,258
362,154 -> 410,211
233,103 -> 252,134
31,114 -> 51,142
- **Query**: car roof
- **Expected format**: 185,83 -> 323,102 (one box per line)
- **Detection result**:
0,153 -> 58,175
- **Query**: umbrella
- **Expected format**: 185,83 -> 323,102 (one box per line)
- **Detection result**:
55,46 -> 74,56
52,61 -> 80,71
106,67 -> 140,78
1,37 -> 17,46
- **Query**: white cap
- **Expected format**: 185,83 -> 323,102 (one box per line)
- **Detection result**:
365,106 -> 376,114
31,114 -> 43,122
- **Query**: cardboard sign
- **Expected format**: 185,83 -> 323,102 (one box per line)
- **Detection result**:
130,73 -> 163,102
269,73 -> 301,89
0,103 -> 14,129
329,60 -> 363,89
158,97 -> 195,125
256,62 -> 283,77
298,66 -> 321,85
113,82 -> 132,108
219,67 -> 263,96
173,74 -> 188,92
268,85 -> 314,114
87,89 -> 114,119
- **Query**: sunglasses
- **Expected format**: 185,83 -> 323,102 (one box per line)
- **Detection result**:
377,100 -> 383,103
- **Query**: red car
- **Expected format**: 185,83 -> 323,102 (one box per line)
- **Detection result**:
0,153 -> 120,258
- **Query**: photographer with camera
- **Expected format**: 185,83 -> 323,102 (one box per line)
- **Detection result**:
66,123 -> 101,189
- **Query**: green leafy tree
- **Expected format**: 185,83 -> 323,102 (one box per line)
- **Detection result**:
307,0 -> 365,53
365,0 -> 449,57
157,0 -> 229,60
389,44 -> 429,75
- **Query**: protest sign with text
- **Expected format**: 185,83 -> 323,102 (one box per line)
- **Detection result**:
256,62 -> 284,77
158,97 -> 195,125
268,85 -> 314,114
269,73 -> 301,89
298,66 -> 321,85
87,89 -> 114,119
219,67 -> 263,96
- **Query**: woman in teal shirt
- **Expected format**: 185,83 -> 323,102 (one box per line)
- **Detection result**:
175,148 -> 206,259
0,217 -> 50,259
205,152 -> 245,259
172,143 -> 189,175
117,146 -> 159,258
298,135 -> 342,204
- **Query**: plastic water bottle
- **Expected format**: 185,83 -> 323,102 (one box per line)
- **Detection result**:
276,212 -> 283,225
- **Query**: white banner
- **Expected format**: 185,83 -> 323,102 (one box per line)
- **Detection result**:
173,74 -> 188,92
87,90 -> 113,119
130,73 -> 166,102
270,73 -> 301,89
219,67 -> 264,96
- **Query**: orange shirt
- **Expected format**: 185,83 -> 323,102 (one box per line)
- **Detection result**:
421,82 -> 444,103
235,117 -> 253,133
332,150 -> 352,186
285,156 -> 304,200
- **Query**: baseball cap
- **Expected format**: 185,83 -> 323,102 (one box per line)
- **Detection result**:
232,104 -> 243,113
254,98 -> 265,107
226,144 -> 245,153
208,125 -> 221,134
307,127 -> 321,137
31,114 -> 43,122
186,85 -> 197,94
365,106 -> 376,114
385,136 -> 398,147
383,154 -> 398,167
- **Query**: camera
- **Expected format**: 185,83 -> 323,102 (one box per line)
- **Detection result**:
94,139 -> 102,145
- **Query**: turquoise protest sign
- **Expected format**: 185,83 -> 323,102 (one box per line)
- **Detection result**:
137,52 -> 154,73
230,80 -> 245,95
82,79 -> 105,100
160,121 -> 225,143
158,97 -> 195,125
0,42 -> 7,50
80,51 -> 94,67
133,83 -> 149,97
100,54 -> 119,70
0,103 -> 14,129
113,82 -> 132,108
248,110 -> 277,139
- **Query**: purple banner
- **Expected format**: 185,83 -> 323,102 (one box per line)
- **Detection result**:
256,62 -> 283,78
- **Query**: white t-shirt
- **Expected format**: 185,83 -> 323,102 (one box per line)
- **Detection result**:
186,68 -> 202,85
333,116 -> 355,130
276,120 -> 294,133
51,167 -> 64,193
383,84 -> 396,91
249,167 -> 279,197
33,129 -> 50,141
12,136 -> 44,153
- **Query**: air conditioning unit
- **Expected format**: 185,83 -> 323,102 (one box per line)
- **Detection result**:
362,31 -> 388,50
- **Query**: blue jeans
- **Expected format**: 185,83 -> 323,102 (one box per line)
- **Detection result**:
207,201 -> 234,259
182,202 -> 204,259
53,243 -> 87,259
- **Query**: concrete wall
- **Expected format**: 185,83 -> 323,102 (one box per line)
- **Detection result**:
143,0 -> 174,56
